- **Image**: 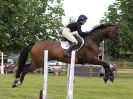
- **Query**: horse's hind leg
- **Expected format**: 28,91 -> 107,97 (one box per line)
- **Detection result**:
12,63 -> 35,88
19,64 -> 34,84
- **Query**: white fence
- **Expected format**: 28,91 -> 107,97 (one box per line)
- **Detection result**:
0,52 -> 4,74
42,50 -> 76,99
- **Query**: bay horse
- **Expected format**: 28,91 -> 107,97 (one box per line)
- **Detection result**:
12,24 -> 121,88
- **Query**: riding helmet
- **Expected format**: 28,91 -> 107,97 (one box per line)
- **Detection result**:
77,14 -> 88,22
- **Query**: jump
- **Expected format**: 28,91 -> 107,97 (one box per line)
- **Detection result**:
12,24 -> 121,88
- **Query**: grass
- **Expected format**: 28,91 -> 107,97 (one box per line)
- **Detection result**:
0,72 -> 133,99
111,61 -> 133,69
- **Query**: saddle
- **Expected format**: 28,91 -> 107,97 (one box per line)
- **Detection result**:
59,32 -> 84,51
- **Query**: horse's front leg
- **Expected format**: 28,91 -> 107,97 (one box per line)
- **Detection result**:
91,59 -> 114,83
103,63 -> 114,83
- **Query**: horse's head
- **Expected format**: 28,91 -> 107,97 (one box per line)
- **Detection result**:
84,24 -> 122,48
106,25 -> 122,48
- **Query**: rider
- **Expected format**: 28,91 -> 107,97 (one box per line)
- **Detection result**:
62,14 -> 88,57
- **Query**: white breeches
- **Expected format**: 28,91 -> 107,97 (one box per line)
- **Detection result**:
62,28 -> 78,45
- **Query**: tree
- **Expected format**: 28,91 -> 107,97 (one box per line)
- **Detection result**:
68,17 -> 76,23
101,0 -> 133,61
0,0 -> 64,53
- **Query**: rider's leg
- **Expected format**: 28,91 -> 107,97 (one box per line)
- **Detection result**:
62,28 -> 78,44
67,42 -> 76,53
64,42 -> 77,57
62,28 -> 78,57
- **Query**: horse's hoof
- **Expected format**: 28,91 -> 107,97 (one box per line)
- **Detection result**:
109,76 -> 114,83
103,77 -> 108,83
12,79 -> 21,88
12,84 -> 17,88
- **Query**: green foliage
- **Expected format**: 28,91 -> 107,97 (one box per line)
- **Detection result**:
101,0 -> 133,61
68,17 -> 76,23
0,0 -> 64,53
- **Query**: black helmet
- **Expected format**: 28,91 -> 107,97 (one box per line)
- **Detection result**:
77,14 -> 88,22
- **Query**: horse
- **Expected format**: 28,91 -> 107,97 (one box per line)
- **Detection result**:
12,24 -> 121,88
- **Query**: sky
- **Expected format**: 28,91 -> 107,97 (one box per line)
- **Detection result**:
63,0 -> 115,31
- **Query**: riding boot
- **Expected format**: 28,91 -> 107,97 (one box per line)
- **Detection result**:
64,42 -> 76,57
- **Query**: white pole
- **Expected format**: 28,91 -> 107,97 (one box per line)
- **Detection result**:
1,52 -> 4,74
67,64 -> 70,95
43,50 -> 48,99
102,40 -> 104,61
67,51 -> 76,99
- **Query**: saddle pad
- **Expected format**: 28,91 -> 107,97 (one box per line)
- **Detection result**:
60,38 -> 84,50
60,41 -> 70,49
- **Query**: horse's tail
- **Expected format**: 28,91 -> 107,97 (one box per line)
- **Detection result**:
15,42 -> 35,78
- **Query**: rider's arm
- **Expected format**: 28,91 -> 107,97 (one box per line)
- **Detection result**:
76,23 -> 89,36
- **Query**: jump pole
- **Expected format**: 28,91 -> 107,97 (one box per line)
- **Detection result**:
43,50 -> 48,99
67,51 -> 76,99
0,52 -> 4,74
42,50 -> 76,99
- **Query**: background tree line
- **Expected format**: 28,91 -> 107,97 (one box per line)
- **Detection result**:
101,0 -> 133,61
0,0 -> 64,53
0,0 -> 132,61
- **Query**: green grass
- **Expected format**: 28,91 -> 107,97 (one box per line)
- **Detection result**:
111,61 -> 133,69
0,73 -> 133,99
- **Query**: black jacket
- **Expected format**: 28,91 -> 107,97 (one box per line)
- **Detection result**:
66,22 -> 88,37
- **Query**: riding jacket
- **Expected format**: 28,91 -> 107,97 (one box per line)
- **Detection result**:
66,22 -> 88,37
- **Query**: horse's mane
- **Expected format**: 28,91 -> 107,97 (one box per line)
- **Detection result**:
89,24 -> 115,33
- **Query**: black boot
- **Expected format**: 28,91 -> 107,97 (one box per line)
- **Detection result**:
64,42 -> 76,57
